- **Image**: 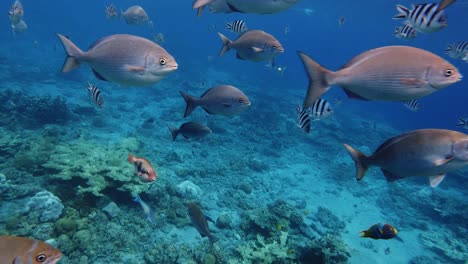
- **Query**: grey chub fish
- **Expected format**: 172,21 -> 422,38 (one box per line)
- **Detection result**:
193,0 -> 298,16
56,33 -> 178,87
180,84 -> 251,117
218,30 -> 283,66
168,122 -> 212,141
297,46 -> 462,107
343,129 -> 468,188
188,202 -> 217,245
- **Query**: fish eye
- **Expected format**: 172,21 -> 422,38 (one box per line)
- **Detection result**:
239,98 -> 245,103
36,254 -> 47,262
159,58 -> 166,65
445,69 -> 454,77
272,46 -> 277,49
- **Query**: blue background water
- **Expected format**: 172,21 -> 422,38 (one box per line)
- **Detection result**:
0,0 -> 467,263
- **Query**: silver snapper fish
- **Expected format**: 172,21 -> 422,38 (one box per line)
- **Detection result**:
56,33 -> 178,87
180,84 -> 251,117
218,30 -> 284,66
11,19 -> 27,34
193,0 -> 298,15
297,46 -> 462,107
168,122 -> 212,141
121,5 -> 149,25
9,0 -> 24,25
343,129 -> 468,188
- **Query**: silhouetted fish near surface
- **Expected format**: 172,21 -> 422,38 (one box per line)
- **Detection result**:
56,33 -> 178,87
188,202 -> 217,245
168,122 -> 212,141
218,30 -> 283,66
343,129 -> 468,188
0,236 -> 62,264
360,223 -> 399,240
180,84 -> 251,117
297,46 -> 462,108
193,0 -> 298,15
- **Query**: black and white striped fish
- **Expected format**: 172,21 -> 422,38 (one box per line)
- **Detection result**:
445,41 -> 468,59
393,25 -> 417,40
393,3 -> 447,33
457,118 -> 468,129
296,98 -> 333,133
403,100 -> 420,111
87,82 -> 104,107
225,20 -> 247,34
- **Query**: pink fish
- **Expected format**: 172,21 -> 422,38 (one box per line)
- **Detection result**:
128,154 -> 157,182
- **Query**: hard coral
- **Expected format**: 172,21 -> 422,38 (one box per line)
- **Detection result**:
24,190 -> 64,222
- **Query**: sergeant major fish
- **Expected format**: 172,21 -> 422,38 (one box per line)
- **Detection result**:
343,129 -> 468,188
393,25 -> 417,40
296,46 -> 462,108
128,153 -> 157,182
296,99 -> 333,133
445,41 -> 468,59
56,33 -> 178,87
87,82 -> 104,107
188,202 -> 217,245
168,122 -> 212,141
393,3 -> 447,33
457,118 -> 468,129
0,236 -> 62,264
180,84 -> 251,117
226,20 -> 247,33
133,194 -> 156,224
217,30 -> 284,66
403,100 -> 420,111
105,4 -> 118,19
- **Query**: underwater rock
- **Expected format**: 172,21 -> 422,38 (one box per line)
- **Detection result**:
419,229 -> 468,262
102,202 -> 121,219
202,253 -> 216,264
315,206 -> 346,234
0,173 -> 10,197
176,180 -> 203,198
410,255 -> 435,264
238,182 -> 252,194
24,190 -> 64,222
216,213 -> 232,229
54,217 -> 77,237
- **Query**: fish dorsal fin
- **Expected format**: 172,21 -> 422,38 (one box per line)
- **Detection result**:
200,87 -> 214,98
92,69 -> 109,82
374,131 -> 414,154
429,174 -> 446,188
88,35 -> 114,50
227,2 -> 244,13
340,47 -> 389,70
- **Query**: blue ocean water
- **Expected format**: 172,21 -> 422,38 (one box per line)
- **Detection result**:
0,0 -> 467,263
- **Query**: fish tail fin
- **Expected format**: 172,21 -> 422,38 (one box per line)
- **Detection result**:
457,118 -> 466,127
168,124 -> 179,141
393,5 -> 409,19
217,32 -> 232,56
56,33 -> 83,73
297,51 -> 334,107
343,144 -> 369,181
359,231 -> 368,237
128,153 -> 136,163
180,91 -> 199,118
133,194 -> 141,203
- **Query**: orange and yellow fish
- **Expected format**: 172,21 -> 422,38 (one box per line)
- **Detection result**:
0,236 -> 62,264
128,153 -> 157,182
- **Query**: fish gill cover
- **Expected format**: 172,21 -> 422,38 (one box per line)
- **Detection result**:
0,0 -> 467,263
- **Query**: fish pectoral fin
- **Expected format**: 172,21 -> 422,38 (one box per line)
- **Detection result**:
127,65 -> 147,72
400,78 -> 426,86
92,69 -> 110,82
222,103 -> 232,108
429,174 -> 446,188
251,47 -> 264,52
434,156 -> 453,166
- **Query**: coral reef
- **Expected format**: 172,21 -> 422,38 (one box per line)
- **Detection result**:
24,190 -> 64,222
237,232 -> 294,263
176,180 -> 203,198
419,228 -> 468,263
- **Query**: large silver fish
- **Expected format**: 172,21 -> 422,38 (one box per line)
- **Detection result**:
180,84 -> 251,117
56,33 -> 178,87
218,30 -> 283,66
343,129 -> 468,188
168,122 -> 212,141
193,0 -> 298,15
297,46 -> 462,107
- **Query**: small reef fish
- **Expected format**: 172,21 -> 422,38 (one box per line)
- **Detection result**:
217,30 -> 284,66
284,25 -> 290,35
180,84 -> 251,117
0,235 -> 62,264
296,46 -> 462,108
296,99 -> 333,133
56,33 -> 178,87
133,194 -> 156,224
193,0 -> 298,15
360,223 -> 399,240
8,0 -> 24,25
105,4 -> 118,19
457,118 -> 468,129
403,100 -> 420,111
296,104 -> 312,134
87,82 -> 104,107
188,202 -> 217,245
343,129 -> 468,188
168,122 -> 212,141
121,5 -> 149,25
226,20 -> 247,33
393,25 -> 417,40
128,153 -> 157,182
463,53 -> 468,63
338,16 -> 345,27
11,19 -> 27,34
153,33 -> 165,44
445,41 -> 468,59
393,3 -> 447,33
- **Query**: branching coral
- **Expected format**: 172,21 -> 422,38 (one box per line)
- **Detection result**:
237,232 -> 294,263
